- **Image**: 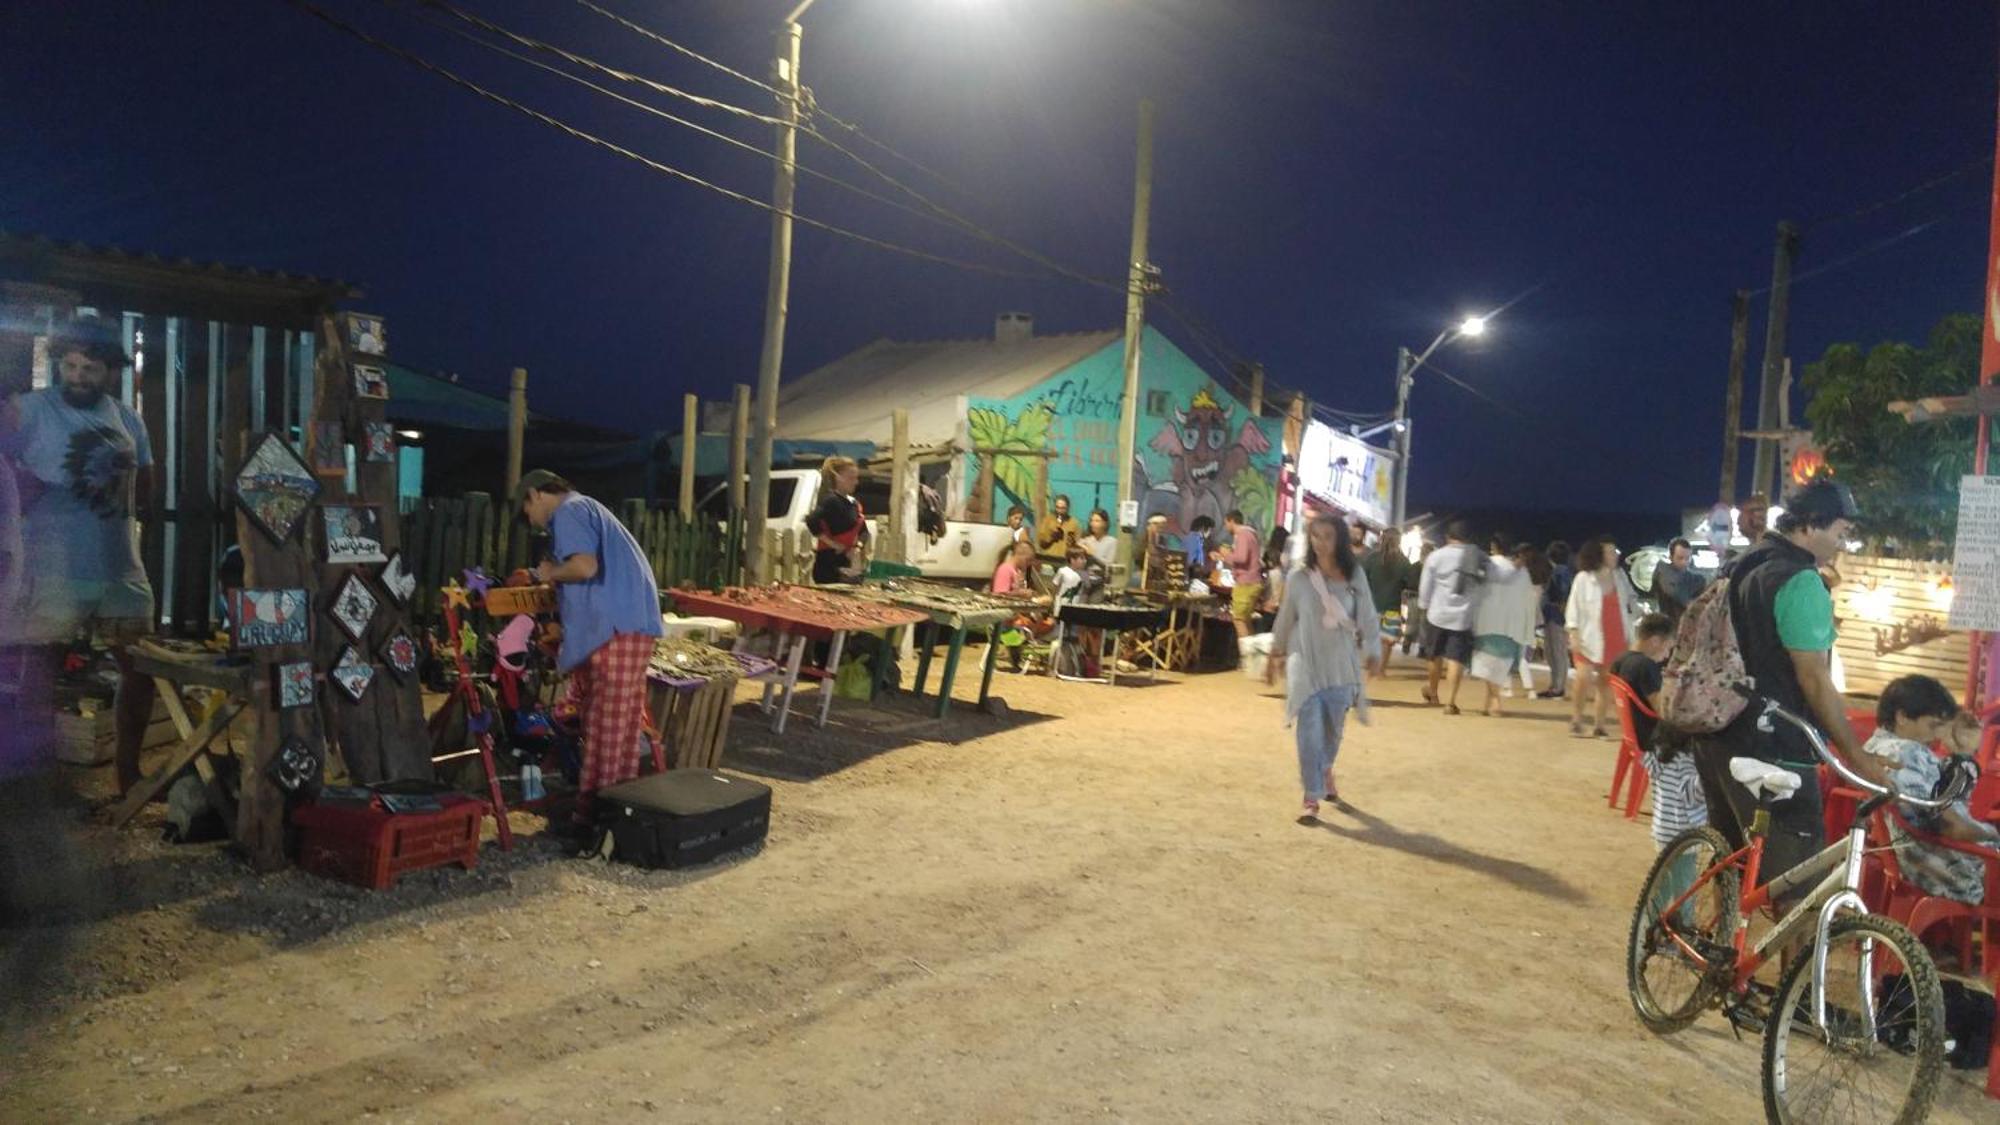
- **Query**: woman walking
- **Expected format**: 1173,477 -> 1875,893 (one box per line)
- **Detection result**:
1564,536 -> 1637,738
1269,515 -> 1379,821
1468,548 -> 1537,716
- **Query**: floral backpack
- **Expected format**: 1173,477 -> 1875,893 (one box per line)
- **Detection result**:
1659,576 -> 1755,734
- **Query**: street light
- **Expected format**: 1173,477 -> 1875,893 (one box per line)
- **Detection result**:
1389,310 -> 1494,529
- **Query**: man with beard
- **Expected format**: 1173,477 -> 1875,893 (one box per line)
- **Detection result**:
1,316 -> 157,792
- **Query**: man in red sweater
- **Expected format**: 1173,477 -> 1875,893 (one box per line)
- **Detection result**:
1222,509 -> 1264,639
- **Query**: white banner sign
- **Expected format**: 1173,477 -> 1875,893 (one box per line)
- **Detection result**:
1948,474 -> 2000,631
1296,420 -> 1393,527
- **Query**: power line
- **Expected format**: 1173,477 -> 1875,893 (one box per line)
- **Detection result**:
567,0 -> 974,200
1802,152 -> 1993,232
401,2 -> 1034,242
289,0 -> 1053,280
414,0 -> 1125,293
1747,199 -> 1979,297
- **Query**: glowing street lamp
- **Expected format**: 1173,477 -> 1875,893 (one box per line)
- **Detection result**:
1389,310 -> 1496,528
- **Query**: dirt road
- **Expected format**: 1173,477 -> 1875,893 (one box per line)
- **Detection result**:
4,656 -> 1992,1122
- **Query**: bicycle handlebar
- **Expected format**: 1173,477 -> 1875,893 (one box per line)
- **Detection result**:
1755,700 -> 1973,810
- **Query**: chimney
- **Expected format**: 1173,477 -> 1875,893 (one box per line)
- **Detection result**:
995,311 -> 1033,346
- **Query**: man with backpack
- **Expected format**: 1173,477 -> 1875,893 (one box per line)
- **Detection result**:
1669,479 -> 1887,885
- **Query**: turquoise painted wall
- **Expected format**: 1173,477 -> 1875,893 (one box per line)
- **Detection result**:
966,326 -> 1282,535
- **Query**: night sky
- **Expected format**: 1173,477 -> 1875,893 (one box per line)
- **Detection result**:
4,1 -> 1995,520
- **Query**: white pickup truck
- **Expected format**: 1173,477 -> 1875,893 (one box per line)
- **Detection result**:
696,468 -> 1014,583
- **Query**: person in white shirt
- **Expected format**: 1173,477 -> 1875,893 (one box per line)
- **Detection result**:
1564,536 -> 1639,738
1416,519 -> 1486,714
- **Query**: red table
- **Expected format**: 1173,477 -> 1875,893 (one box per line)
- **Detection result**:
669,588 -> 928,733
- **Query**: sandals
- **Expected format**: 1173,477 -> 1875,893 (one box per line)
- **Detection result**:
1443,704 -> 1461,716
1569,720 -> 1589,738
1421,686 -> 1439,706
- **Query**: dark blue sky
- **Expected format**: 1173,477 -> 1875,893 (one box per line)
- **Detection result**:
4,1 -> 1995,515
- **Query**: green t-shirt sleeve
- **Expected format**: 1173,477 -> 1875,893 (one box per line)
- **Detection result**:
1773,569 -> 1835,651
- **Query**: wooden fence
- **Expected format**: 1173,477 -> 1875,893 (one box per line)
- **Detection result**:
399,493 -> 745,629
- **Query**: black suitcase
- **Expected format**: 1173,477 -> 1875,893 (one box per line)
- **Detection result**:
593,769 -> 771,869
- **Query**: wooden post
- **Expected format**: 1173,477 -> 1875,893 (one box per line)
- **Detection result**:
1720,291 -> 1749,502
729,384 -> 749,516
888,408 -> 910,563
1249,364 -> 1265,418
680,393 -> 699,520
506,367 -> 527,497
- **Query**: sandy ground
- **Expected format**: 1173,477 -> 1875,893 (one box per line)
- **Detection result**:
2,652 -> 1994,1123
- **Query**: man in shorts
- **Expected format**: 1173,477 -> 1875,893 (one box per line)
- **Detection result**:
1416,519 -> 1483,713
1,316 -> 158,791
1220,509 -> 1263,639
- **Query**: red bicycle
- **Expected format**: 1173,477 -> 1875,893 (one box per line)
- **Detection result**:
1626,701 -> 1975,1124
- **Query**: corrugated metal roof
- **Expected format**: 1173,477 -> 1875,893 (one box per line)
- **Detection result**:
0,230 -> 359,294
774,329 -> 1119,444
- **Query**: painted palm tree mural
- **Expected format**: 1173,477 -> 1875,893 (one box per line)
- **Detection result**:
966,400 -> 1056,517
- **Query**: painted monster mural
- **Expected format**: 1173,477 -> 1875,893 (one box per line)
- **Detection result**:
1140,387 -> 1273,533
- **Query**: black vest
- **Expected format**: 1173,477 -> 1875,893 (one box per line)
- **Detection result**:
1719,534 -> 1821,763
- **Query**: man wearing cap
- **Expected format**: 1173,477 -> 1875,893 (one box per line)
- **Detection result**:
514,470 -> 662,831
1,316 -> 158,790
1691,478 -> 1886,887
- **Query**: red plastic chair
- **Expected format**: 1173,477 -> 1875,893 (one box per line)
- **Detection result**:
1604,675 -> 1651,821
1872,807 -> 2000,1099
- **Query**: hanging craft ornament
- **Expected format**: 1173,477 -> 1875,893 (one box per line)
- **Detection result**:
269,735 -> 323,793
329,572 -> 379,643
379,628 -> 419,680
331,646 -> 375,702
379,551 -> 417,605
231,434 -> 319,544
228,588 -> 310,649
274,660 -> 315,708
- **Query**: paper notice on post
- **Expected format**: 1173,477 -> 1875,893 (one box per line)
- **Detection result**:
1948,475 -> 2000,631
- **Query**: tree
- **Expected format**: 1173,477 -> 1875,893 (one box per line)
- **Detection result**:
1800,312 -> 1978,550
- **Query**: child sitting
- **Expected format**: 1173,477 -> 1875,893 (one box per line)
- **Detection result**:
1610,613 -> 1705,851
1862,675 -> 2000,905
1054,544 -> 1106,679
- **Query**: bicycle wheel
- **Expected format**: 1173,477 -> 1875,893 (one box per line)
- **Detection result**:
1761,915 -> 1944,1125
1626,825 -> 1739,1033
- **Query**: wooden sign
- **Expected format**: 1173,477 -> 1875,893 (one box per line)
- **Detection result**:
322,504 -> 388,565
228,587 -> 310,648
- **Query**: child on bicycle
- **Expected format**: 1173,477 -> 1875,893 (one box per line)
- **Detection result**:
1860,675 -> 1999,905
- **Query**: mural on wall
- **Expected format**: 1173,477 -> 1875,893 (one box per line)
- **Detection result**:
1139,387 -> 1274,533
965,400 -> 1055,517
962,328 -> 1283,530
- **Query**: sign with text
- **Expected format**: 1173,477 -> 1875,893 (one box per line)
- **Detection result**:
1296,421 -> 1393,528
1948,474 -> 2000,630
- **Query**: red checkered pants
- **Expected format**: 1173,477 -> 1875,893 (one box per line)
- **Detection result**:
569,632 -> 653,800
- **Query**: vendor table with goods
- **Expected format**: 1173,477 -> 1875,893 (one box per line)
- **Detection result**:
1055,600 -> 1171,686
646,637 -> 778,769
849,578 -> 1021,718
111,640 -> 254,831
668,586 -> 929,734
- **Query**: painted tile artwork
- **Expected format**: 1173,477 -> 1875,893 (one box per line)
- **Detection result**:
322,504 -> 388,566
269,735 -> 323,792
379,551 -> 416,604
331,646 -> 374,702
341,312 -> 387,356
379,629 -> 419,680
275,661 -> 315,708
228,588 -> 309,648
352,362 -> 390,400
330,572 -> 379,642
308,421 -> 347,478
362,422 -> 395,463
232,434 -> 320,544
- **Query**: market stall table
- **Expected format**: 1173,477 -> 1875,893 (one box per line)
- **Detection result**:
646,639 -> 778,769
667,587 -> 929,734
848,579 -> 1022,718
1055,601 -> 1171,685
111,640 -> 254,830
1122,591 -> 1215,672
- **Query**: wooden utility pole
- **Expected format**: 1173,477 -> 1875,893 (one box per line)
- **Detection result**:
888,409 -> 910,564
746,15 -> 807,583
505,367 -> 527,497
729,383 -> 750,517
679,393 -> 698,520
1751,222 -> 1799,500
1719,291 -> 1749,501
1112,99 -> 1155,561
1249,364 -> 1265,418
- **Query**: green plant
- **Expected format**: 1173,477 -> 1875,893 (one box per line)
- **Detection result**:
1800,312 -> 1977,550
967,401 -> 1055,511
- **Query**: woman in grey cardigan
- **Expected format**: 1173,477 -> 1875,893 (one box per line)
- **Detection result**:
1269,515 -> 1380,821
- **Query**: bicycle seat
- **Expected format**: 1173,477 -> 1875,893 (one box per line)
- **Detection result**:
1729,757 -> 1802,801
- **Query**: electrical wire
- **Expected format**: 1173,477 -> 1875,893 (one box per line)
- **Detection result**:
1801,152 -> 1993,232
566,0 -> 975,199
1746,199 -> 1980,297
401,2 -> 1035,242
288,0 -> 1054,280
411,0 -> 1126,293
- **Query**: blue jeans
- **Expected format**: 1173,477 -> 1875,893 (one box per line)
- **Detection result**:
1295,684 -> 1359,800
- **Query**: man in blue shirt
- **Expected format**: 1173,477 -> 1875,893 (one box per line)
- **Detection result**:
514,469 -> 662,827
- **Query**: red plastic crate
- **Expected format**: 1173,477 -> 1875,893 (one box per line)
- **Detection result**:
294,792 -> 483,889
